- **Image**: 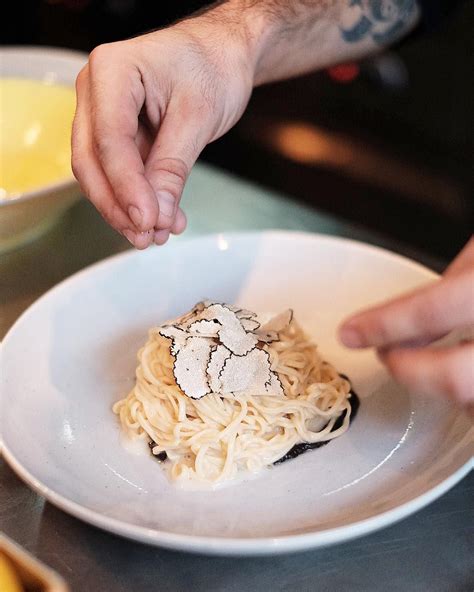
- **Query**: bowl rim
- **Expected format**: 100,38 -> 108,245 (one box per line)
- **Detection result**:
0,44 -> 88,63
0,45 -> 88,208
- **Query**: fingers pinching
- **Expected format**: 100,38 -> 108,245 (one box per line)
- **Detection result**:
171,208 -> 187,235
145,157 -> 187,230
151,208 -> 186,246
144,107 -> 207,231
124,229 -> 154,250
88,44 -> 159,233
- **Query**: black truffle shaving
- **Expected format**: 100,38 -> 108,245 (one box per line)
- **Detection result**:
274,376 -> 360,465
266,364 -> 284,394
148,440 -> 168,462
217,347 -> 278,395
216,345 -> 268,380
170,335 -> 213,399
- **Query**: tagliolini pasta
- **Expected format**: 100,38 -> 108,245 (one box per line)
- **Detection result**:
114,302 -> 357,487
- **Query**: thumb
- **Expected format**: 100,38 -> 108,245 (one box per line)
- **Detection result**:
145,112 -> 207,231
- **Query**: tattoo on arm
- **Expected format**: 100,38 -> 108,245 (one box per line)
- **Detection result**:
341,0 -> 419,45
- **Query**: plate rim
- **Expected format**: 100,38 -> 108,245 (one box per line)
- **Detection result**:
1,230 -> 472,555
1,442 -> 472,555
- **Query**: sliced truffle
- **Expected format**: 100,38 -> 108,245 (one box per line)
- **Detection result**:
258,309 -> 293,333
173,336 -> 214,399
158,325 -> 188,355
187,318 -> 222,338
240,317 -> 261,332
226,304 -> 258,320
265,372 -> 284,397
193,303 -> 258,355
207,344 -> 232,393
219,348 -> 272,395
156,301 -> 288,400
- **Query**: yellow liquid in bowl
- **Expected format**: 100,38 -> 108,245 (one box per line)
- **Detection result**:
0,78 -> 76,198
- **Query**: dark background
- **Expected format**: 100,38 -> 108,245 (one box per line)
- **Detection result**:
3,0 -> 473,260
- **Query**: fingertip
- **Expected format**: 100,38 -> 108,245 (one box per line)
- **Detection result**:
145,156 -> 190,229
111,175 -> 158,232
153,229 -> 170,246
134,230 -> 154,249
171,208 -> 187,235
338,321 -> 365,348
128,205 -> 144,229
91,137 -> 159,232
155,190 -> 177,230
340,307 -> 396,349
122,229 -> 153,249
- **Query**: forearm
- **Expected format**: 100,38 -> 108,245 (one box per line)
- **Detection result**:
198,0 -> 421,86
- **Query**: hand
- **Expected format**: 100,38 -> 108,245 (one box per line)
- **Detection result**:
72,1 -> 422,249
72,16 -> 254,248
339,238 -> 474,408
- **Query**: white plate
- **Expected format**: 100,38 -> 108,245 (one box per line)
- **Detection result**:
1,232 -> 472,555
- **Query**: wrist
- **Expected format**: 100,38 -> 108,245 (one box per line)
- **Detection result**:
215,0 -> 276,86
200,0 -> 341,87
179,0 -> 276,88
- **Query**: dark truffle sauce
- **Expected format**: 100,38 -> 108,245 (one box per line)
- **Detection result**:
148,441 -> 167,462
274,374 -> 360,465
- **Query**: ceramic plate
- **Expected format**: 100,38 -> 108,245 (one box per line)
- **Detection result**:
1,232 -> 472,555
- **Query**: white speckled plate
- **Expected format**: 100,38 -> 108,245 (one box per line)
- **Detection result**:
1,232 -> 472,555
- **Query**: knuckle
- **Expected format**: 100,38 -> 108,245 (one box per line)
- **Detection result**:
75,66 -> 88,92
160,157 -> 189,181
147,157 -> 189,193
89,43 -> 117,70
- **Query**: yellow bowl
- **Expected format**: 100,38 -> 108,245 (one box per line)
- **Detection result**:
0,534 -> 69,592
0,47 -> 87,253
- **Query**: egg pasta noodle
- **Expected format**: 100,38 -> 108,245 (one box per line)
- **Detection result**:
113,321 -> 354,485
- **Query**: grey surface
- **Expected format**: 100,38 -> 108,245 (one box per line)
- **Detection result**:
1,163 -> 473,591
